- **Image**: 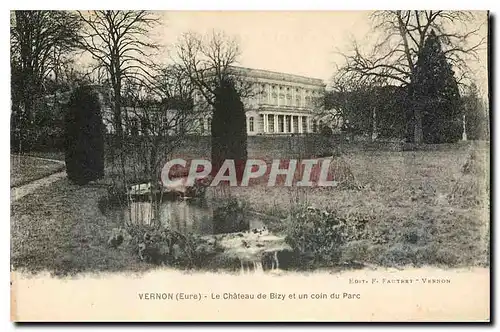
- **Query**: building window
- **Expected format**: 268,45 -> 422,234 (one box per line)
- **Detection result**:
259,84 -> 268,104
279,86 -> 285,105
269,115 -> 275,133
292,116 -> 299,133
199,118 -> 205,134
249,117 -> 254,132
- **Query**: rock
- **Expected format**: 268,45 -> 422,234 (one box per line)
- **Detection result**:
109,234 -> 123,248
138,242 -> 171,265
172,243 -> 184,261
138,243 -> 146,261
108,228 -> 131,248
163,178 -> 187,195
195,243 -> 216,256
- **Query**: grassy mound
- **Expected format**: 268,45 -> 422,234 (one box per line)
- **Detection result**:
448,149 -> 489,208
326,155 -> 360,190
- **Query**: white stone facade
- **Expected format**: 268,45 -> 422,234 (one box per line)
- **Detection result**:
100,67 -> 326,136
196,66 -> 326,136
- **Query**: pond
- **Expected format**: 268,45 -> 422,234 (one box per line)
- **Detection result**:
101,197 -> 267,236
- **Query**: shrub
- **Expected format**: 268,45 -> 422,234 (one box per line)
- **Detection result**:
284,206 -> 369,267
212,198 -> 249,234
127,223 -> 223,268
282,205 -> 474,268
64,85 -> 105,185
449,149 -> 489,208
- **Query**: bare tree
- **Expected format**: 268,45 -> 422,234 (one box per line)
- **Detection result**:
10,10 -> 81,150
339,10 -> 486,143
173,30 -> 251,181
124,64 -> 208,183
78,10 -> 161,140
174,30 -> 253,106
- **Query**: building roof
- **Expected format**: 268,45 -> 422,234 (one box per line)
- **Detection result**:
230,66 -> 326,87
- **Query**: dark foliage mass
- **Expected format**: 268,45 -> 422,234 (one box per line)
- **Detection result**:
324,85 -> 408,140
462,83 -> 490,141
411,30 -> 463,144
64,85 -> 105,185
211,77 -> 248,181
10,10 -> 81,152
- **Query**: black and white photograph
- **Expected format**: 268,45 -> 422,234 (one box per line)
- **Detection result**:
8,9 -> 490,322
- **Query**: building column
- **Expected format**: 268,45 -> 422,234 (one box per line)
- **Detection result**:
277,86 -> 280,107
274,114 -> 278,134
299,116 -> 303,134
246,116 -> 251,133
263,113 -> 268,133
290,116 -> 295,133
283,115 -> 287,133
306,116 -> 311,133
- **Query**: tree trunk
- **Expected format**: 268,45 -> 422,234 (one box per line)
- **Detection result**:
113,85 -> 123,140
413,108 -> 424,144
371,106 -> 377,142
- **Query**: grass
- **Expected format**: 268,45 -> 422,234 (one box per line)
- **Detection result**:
10,154 -> 65,187
218,142 -> 490,267
22,151 -> 66,162
10,141 -> 490,275
10,179 -> 153,276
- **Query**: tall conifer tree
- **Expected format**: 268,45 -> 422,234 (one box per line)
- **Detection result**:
412,30 -> 462,143
211,77 -> 247,181
65,85 -> 105,185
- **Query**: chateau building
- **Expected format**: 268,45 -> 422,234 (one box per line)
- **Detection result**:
195,66 -> 326,136
63,68 -> 326,136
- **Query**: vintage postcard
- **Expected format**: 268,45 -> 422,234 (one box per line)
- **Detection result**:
9,10 -> 490,322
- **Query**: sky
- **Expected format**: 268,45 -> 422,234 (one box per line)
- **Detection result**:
155,11 -> 373,82
146,11 -> 489,94
73,11 -> 488,94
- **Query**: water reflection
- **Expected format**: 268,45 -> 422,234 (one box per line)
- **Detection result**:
106,199 -> 265,235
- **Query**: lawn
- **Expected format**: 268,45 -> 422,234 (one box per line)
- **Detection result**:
223,142 -> 490,267
10,154 -> 65,188
10,179 -> 153,276
10,141 -> 490,275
